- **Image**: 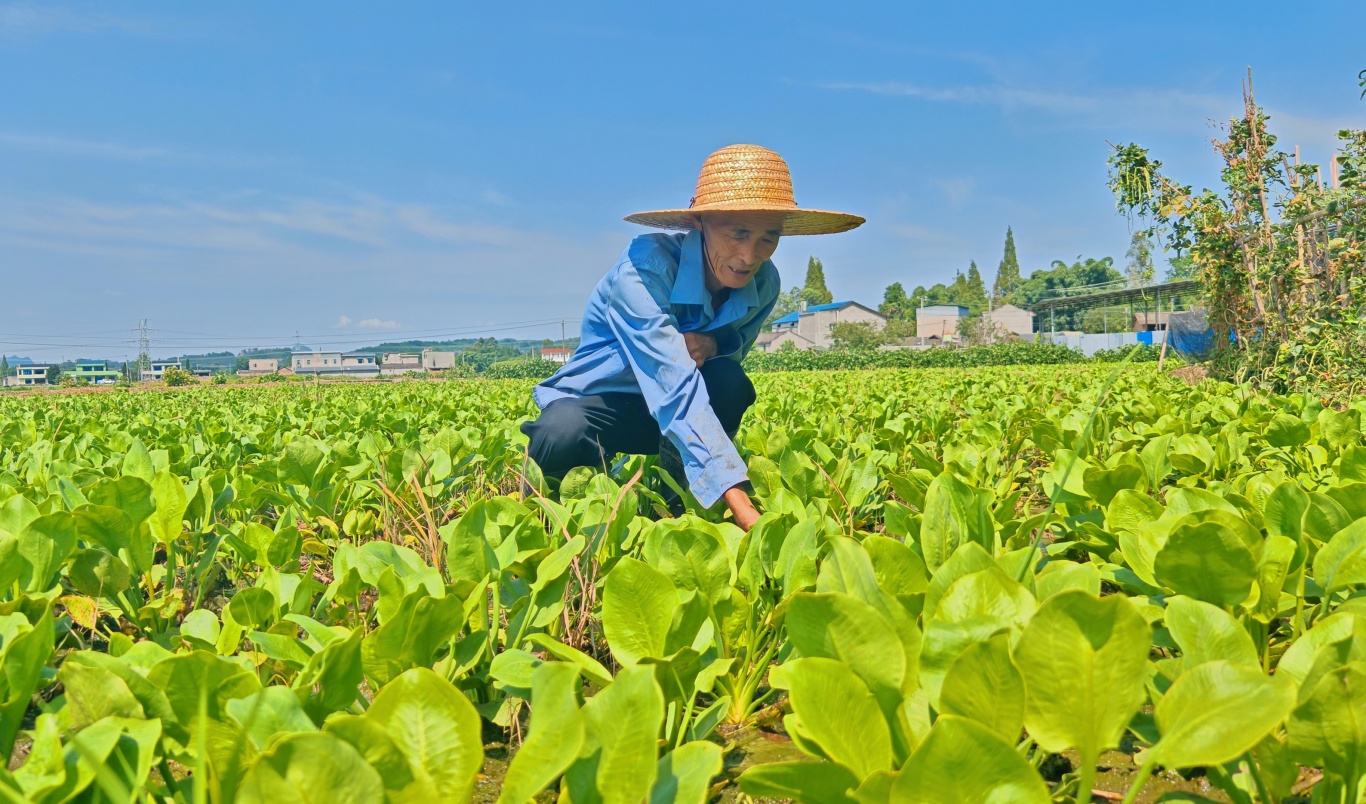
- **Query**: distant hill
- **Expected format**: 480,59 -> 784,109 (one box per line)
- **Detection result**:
2,356 -> 34,366
72,336 -> 582,373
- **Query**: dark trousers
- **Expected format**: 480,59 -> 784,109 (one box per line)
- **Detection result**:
521,358 -> 757,482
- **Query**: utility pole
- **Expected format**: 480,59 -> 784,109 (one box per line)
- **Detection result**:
560,319 -> 566,350
136,319 -> 150,378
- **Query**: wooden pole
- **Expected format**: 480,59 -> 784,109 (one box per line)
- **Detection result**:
1157,295 -> 1175,372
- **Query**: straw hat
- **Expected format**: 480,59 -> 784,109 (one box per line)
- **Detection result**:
624,144 -> 864,236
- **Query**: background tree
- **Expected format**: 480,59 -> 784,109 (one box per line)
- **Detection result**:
991,226 -> 1022,304
965,261 -> 989,312
764,286 -> 805,326
45,365 -> 61,384
1125,231 -> 1155,286
0,356 -> 7,379
1166,254 -> 1198,281
802,256 -> 833,305
1016,256 -> 1123,330
879,282 -> 911,320
828,321 -> 887,350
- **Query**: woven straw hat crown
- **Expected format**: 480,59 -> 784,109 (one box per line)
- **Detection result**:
624,144 -> 864,236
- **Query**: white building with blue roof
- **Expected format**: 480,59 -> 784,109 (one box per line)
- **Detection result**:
754,300 -> 886,351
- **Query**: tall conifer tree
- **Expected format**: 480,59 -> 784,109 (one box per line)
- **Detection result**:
802,256 -> 834,305
992,226 -> 1022,304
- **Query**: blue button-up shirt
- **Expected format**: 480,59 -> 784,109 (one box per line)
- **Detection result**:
534,230 -> 780,507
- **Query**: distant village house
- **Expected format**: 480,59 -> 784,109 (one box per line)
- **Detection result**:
754,300 -> 886,352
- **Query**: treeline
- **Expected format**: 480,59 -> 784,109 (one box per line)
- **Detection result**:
877,228 -> 1163,334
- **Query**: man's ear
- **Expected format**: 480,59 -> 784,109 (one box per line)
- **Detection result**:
685,213 -> 704,231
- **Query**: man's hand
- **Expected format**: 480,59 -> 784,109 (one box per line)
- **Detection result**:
723,486 -> 761,531
682,331 -> 718,368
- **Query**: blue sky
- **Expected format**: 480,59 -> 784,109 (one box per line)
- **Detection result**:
3,1 -> 1363,362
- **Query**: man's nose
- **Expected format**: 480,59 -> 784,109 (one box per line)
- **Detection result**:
738,241 -> 757,265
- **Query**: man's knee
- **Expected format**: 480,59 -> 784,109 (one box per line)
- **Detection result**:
522,400 -> 602,475
700,358 -> 756,433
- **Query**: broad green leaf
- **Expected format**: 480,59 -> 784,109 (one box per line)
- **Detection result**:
649,741 -> 723,804
1266,414 -> 1311,448
1014,590 -> 1149,763
1278,613 -> 1366,690
522,633 -> 613,689
278,440 -> 326,488
1153,519 -> 1255,606
861,534 -> 929,597
786,593 -> 905,723
228,587 -> 277,628
56,661 -> 145,730
1314,517 -> 1366,594
227,687 -> 318,749
1083,463 -> 1145,506
366,667 -> 482,801
67,548 -> 132,598
1253,535 -> 1298,624
890,715 -> 1049,803
655,526 -> 732,606
565,664 -> 664,804
1319,407 -> 1361,449
779,657 -> 893,781
1034,560 -> 1101,601
1140,433 -> 1174,488
499,663 -> 585,804
1287,661 -> 1366,777
1150,660 -> 1295,768
1263,481 -> 1308,541
1106,488 -> 1164,533
146,649 -> 261,724
120,439 -> 155,483
148,471 -> 188,543
602,557 -> 677,665
920,470 -> 993,572
920,567 -> 1033,705
737,761 -> 861,804
922,541 -> 995,620
1163,596 -> 1259,670
237,731 -> 384,804
360,589 -> 462,686
939,633 -> 1025,743
0,600 -> 55,758
323,715 -> 417,795
1306,493 -> 1354,544
18,512 -> 76,592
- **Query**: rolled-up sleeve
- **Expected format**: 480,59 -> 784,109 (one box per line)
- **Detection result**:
604,259 -> 749,507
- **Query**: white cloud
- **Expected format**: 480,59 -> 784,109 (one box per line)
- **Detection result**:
935,178 -> 975,208
0,132 -> 173,161
0,3 -> 151,37
335,315 -> 352,327
818,80 -> 1233,132
357,318 -> 398,329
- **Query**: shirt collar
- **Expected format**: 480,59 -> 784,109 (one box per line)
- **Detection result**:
669,229 -> 763,309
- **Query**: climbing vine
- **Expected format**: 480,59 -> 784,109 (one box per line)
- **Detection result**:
1108,71 -> 1366,397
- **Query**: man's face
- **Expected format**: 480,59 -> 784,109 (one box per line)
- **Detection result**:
696,213 -> 784,290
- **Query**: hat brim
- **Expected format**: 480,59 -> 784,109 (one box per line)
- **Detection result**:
623,206 -> 864,236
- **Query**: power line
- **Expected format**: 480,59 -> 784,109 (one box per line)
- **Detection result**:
0,318 -> 583,354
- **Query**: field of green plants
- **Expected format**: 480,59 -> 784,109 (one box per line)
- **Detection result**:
1,365 -> 1364,803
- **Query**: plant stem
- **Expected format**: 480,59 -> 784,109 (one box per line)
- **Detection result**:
1075,752 -> 1097,804
1120,758 -> 1157,804
1243,751 -> 1272,804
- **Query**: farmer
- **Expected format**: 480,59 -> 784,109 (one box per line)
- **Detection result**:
522,144 -> 863,530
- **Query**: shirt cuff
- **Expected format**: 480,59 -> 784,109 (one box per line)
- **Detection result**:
683,441 -> 750,508
709,327 -> 743,360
